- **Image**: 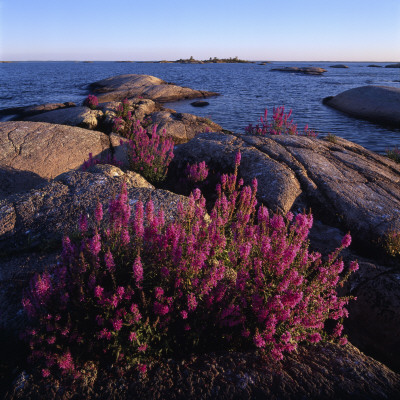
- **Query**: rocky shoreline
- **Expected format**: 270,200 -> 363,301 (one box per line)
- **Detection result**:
1,74 -> 400,399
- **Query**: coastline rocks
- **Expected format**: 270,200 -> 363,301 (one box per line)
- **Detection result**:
89,74 -> 219,103
191,100 -> 210,107
271,66 -> 327,75
344,260 -> 400,373
367,64 -> 383,68
0,102 -> 76,121
0,167 -> 183,256
330,64 -> 349,68
385,63 -> 400,68
23,106 -> 104,130
0,121 -> 111,196
173,132 -> 302,214
323,85 -> 400,127
149,111 -> 223,144
174,132 -> 400,246
100,100 -> 222,144
10,343 -> 400,399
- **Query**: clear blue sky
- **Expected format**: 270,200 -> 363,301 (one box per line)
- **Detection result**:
1,0 -> 399,61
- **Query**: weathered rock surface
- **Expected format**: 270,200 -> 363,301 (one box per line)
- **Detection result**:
271,66 -> 327,75
9,343 -> 400,399
0,102 -> 76,121
173,132 -> 302,214
24,106 -> 104,130
0,121 -> 111,195
330,64 -> 349,68
191,100 -> 210,107
0,167 -> 182,255
385,63 -> 400,68
344,260 -> 400,373
89,74 -> 219,103
99,98 -> 222,144
174,132 -> 400,245
149,111 -> 222,144
323,85 -> 400,127
99,98 -> 159,126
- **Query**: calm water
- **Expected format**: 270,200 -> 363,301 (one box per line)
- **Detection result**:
1,61 -> 399,153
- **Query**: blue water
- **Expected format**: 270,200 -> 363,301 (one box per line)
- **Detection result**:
1,61 -> 399,153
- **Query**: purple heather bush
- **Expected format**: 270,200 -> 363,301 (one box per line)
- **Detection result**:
124,121 -> 174,184
83,94 -> 99,110
245,106 -> 318,137
108,99 -> 174,184
22,151 -> 358,380
185,161 -> 209,184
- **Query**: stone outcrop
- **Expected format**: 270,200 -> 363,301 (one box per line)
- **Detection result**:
0,167 -> 181,255
323,85 -> 400,127
343,260 -> 400,373
0,121 -> 111,198
330,64 -> 349,68
385,63 -> 400,68
271,66 -> 327,75
173,132 -> 400,246
8,343 -> 400,399
149,110 -> 222,144
174,133 -> 302,214
0,102 -> 76,121
88,74 -> 219,103
24,106 -> 104,130
100,99 -> 222,144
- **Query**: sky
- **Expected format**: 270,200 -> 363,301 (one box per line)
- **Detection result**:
1,0 -> 399,62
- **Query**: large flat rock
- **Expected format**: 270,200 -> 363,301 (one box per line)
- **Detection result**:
173,132 -> 302,214
89,74 -> 219,103
174,132 -> 400,246
9,342 -> 400,399
150,110 -> 222,144
323,85 -> 400,127
0,121 -> 111,198
0,167 -> 184,255
24,106 -> 104,130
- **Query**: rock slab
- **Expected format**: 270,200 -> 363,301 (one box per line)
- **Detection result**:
323,85 -> 400,127
89,74 -> 219,103
0,121 -> 111,198
174,132 -> 400,246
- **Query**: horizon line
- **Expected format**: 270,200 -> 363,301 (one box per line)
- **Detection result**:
1,60 -> 399,63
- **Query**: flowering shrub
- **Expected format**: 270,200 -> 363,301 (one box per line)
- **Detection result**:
386,146 -> 400,163
82,152 -> 123,171
245,106 -> 318,137
83,95 -> 99,110
116,98 -> 131,118
185,161 -> 209,183
326,133 -> 338,144
381,229 -> 400,258
124,121 -> 174,184
22,152 -> 357,380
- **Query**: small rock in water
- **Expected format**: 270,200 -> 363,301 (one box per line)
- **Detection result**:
191,101 -> 210,107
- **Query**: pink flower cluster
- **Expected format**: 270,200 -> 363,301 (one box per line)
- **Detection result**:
22,152 -> 357,379
245,106 -> 318,137
185,161 -> 209,183
124,122 -> 174,184
83,94 -> 99,110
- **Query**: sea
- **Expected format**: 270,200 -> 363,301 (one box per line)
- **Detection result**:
0,61 -> 399,154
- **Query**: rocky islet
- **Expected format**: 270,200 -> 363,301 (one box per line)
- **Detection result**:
1,74 -> 400,398
323,85 -> 400,127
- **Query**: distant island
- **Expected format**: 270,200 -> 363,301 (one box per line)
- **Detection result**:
160,56 -> 254,64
